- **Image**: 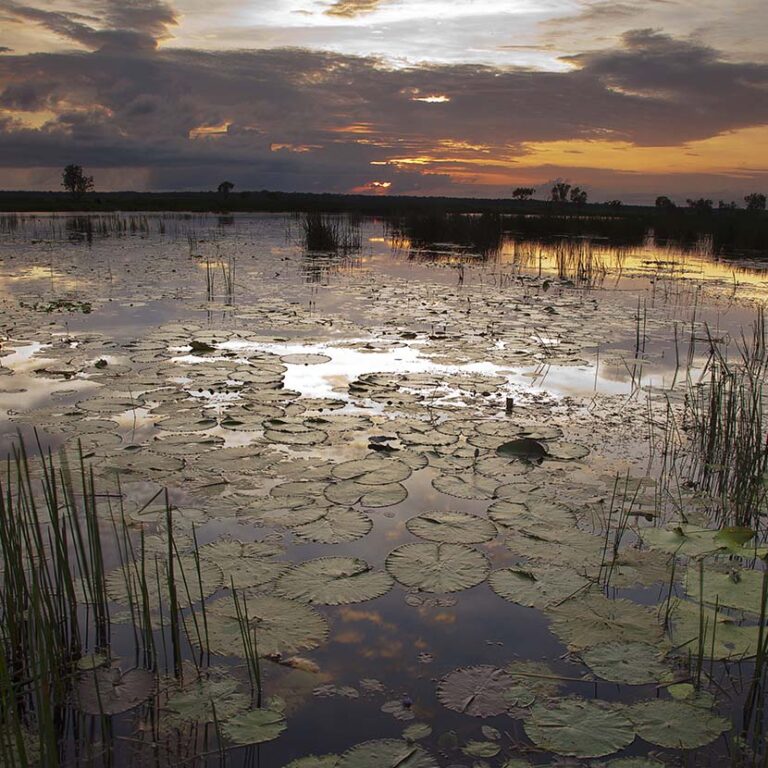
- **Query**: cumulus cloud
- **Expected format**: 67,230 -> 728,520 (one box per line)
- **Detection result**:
0,25 -> 766,196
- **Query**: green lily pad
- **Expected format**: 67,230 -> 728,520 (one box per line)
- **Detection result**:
275,557 -> 393,605
403,723 -> 432,742
223,707 -> 287,745
524,698 -> 634,758
437,665 -> 515,717
165,674 -> 249,723
406,510 -> 497,544
324,480 -> 408,508
386,542 -> 490,593
337,739 -> 437,768
626,699 -> 729,748
490,566 -> 588,609
581,642 -> 673,685
292,507 -> 372,544
496,438 -> 548,462
203,595 -> 328,657
548,594 -> 663,650
332,457 -> 412,485
462,741 -> 500,757
431,472 -> 499,500
76,667 -> 154,715
685,564 -> 766,615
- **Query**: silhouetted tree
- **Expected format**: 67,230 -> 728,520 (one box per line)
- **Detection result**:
512,187 -> 535,200
655,196 -> 676,210
687,198 -> 713,212
217,181 -> 235,196
745,192 -> 767,211
606,200 -> 623,208
62,165 -> 94,198
718,200 -> 738,210
569,186 -> 588,206
551,182 -> 571,203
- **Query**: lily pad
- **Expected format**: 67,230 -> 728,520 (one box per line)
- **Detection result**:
581,642 -> 673,685
76,667 -> 154,715
626,699 -> 729,748
204,594 -> 329,657
490,566 -> 588,609
292,507 -> 373,544
406,510 -> 497,544
496,438 -> 548,462
324,480 -> 408,508
431,473 -> 498,500
332,458 -> 412,485
524,698 -> 634,758
223,707 -> 287,745
685,564 -> 765,615
386,542 -> 490,593
337,739 -> 437,768
275,557 -> 393,605
437,665 -> 515,717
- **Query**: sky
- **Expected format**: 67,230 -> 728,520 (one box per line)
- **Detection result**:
0,0 -> 766,202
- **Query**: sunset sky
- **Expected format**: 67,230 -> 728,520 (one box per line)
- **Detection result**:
0,0 -> 766,202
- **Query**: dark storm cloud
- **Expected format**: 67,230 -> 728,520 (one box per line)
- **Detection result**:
0,27 -> 766,192
0,0 -> 178,50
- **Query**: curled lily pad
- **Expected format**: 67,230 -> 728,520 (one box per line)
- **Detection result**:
496,438 -> 548,462
406,510 -> 496,544
581,642 -> 674,685
223,707 -> 287,745
386,542 -> 490,593
275,557 -> 393,605
337,739 -> 436,768
332,457 -> 412,485
437,666 -> 515,717
524,698 -> 634,758
626,699 -> 729,748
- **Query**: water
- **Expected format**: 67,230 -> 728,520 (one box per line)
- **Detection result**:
0,212 -> 766,767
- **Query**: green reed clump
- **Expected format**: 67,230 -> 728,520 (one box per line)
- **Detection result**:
685,308 -> 768,532
302,213 -> 361,253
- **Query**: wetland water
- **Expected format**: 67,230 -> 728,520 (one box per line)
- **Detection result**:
1,212 -> 767,767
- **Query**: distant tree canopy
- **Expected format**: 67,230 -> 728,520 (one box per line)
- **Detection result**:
217,181 -> 235,196
569,186 -> 588,205
745,192 -> 767,211
511,187 -> 535,200
687,198 -> 714,212
605,200 -> 622,208
61,165 -> 94,198
655,196 -> 676,210
550,182 -> 571,203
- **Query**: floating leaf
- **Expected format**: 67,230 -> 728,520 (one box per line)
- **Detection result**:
406,510 -> 496,544
403,723 -> 432,741
496,438 -> 548,462
292,507 -> 372,544
204,595 -> 328,657
223,707 -> 287,745
431,473 -> 498,500
626,700 -> 729,748
76,667 -> 154,715
524,698 -> 634,758
325,480 -> 408,508
685,564 -> 765,615
275,557 -> 393,605
332,457 -> 412,485
386,543 -> 490,593
165,675 -> 248,723
548,594 -> 663,650
462,741 -> 500,758
337,739 -> 437,768
490,566 -> 588,609
581,642 -> 673,685
280,353 -> 332,365
437,666 -> 515,717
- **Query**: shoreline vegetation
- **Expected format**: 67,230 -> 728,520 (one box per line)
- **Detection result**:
1,190 -> 767,254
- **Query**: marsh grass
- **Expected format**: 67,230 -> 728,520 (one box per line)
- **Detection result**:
301,213 -> 362,253
685,308 -> 768,532
0,439 -> 267,765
